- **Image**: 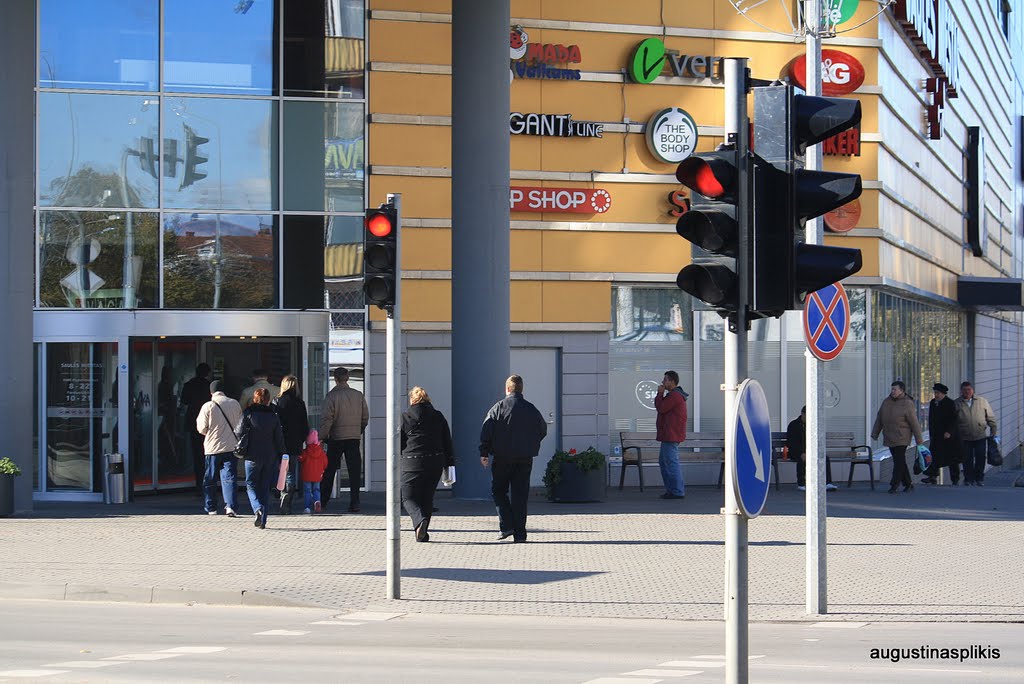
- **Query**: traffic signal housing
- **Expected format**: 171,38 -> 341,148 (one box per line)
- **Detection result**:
752,85 -> 864,313
180,123 -> 209,189
363,202 -> 398,309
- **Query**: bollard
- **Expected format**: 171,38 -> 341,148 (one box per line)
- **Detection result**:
103,453 -> 127,504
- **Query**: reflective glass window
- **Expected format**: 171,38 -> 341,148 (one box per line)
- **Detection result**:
163,0 -> 276,95
325,215 -> 363,280
39,93 -> 159,209
284,102 -> 364,212
38,210 -> 159,308
39,0 -> 158,91
284,0 -> 365,98
163,213 -> 277,309
163,97 -> 278,211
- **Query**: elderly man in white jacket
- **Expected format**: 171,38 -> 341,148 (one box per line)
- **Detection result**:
197,380 -> 244,516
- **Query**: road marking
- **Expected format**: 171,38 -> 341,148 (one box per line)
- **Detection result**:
158,646 -> 227,654
623,669 -> 700,677
690,655 -> 765,660
253,630 -> 309,636
43,661 -> 126,669
803,638 -> 820,642
659,660 -> 725,668
808,621 -> 868,628
581,679 -> 662,684
103,653 -> 183,661
334,611 -> 404,621
0,670 -> 71,678
311,621 -> 365,626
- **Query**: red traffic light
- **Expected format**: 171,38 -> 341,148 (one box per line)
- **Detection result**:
366,212 -> 393,238
676,154 -> 736,200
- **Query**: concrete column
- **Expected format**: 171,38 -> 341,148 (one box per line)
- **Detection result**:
451,0 -> 511,499
0,1 -> 37,514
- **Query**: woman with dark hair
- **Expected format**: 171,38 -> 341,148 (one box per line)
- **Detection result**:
400,386 -> 454,542
238,387 -> 286,529
274,375 -> 308,514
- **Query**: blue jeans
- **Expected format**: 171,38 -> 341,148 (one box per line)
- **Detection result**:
245,460 -> 278,521
659,441 -> 685,496
203,453 -> 236,512
303,481 -> 321,509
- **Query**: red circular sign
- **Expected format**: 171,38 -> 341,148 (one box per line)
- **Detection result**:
824,198 -> 862,233
803,283 -> 851,362
786,49 -> 865,96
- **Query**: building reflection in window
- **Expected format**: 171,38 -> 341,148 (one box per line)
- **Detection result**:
284,0 -> 365,98
284,101 -> 364,212
162,213 -> 277,309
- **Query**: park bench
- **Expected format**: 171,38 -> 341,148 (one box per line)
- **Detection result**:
772,430 -> 876,490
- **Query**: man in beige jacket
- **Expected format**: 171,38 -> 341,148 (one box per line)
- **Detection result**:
320,367 -> 369,511
196,381 -> 244,516
954,381 -> 998,486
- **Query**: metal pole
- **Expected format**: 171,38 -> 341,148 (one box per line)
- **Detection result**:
386,193 -> 403,600
723,57 -> 749,684
804,0 -> 828,615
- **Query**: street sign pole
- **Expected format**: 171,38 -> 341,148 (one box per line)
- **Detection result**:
386,193 -> 402,600
804,0 -> 828,615
723,57 -> 750,684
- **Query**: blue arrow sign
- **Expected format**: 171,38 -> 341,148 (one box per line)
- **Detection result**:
732,379 -> 772,518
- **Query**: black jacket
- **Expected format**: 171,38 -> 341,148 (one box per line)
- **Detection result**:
479,392 -> 547,463
238,404 -> 286,466
275,389 -> 309,457
785,417 -> 805,459
400,401 -> 454,471
180,375 -> 211,425
928,395 -> 960,466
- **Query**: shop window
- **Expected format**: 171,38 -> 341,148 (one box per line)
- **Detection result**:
39,0 -> 158,91
284,101 -> 364,212
38,93 -> 159,209
284,0 -> 366,99
38,210 -> 159,309
282,216 -> 326,309
162,213 -> 277,309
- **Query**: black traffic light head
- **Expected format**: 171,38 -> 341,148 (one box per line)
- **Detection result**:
180,123 -> 210,190
137,137 -> 158,179
363,202 -> 398,309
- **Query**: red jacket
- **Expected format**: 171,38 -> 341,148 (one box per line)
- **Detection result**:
299,443 -> 328,483
655,387 -> 688,443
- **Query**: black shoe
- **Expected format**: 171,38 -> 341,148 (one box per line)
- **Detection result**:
887,485 -> 899,494
513,537 -> 527,543
903,484 -> 914,492
415,523 -> 429,542
659,493 -> 685,499
348,504 -> 361,513
921,477 -> 936,485
497,531 -> 514,541
254,509 -> 264,528
279,493 -> 292,514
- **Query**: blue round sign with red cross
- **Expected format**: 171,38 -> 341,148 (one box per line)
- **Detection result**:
803,282 -> 850,361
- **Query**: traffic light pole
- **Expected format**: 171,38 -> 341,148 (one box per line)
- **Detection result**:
386,193 -> 402,600
803,0 -> 828,616
723,57 -> 750,684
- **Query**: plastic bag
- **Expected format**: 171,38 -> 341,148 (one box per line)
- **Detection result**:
987,437 -> 1003,467
440,465 -> 456,487
915,444 -> 932,474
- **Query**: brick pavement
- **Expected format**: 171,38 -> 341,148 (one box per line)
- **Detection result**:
3,471 -> 1022,623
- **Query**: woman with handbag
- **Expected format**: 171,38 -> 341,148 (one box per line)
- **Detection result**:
274,375 -> 309,514
238,387 -> 287,529
400,386 -> 454,542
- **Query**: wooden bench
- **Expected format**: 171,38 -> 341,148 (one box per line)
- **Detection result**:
772,430 -> 875,490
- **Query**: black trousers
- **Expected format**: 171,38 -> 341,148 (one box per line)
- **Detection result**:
962,438 -> 987,483
401,465 -> 442,531
924,456 -> 960,483
796,457 -> 833,486
322,439 -> 362,509
189,430 -> 205,490
889,445 -> 911,488
491,460 -> 533,540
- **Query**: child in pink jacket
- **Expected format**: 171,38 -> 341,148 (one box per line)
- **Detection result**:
299,430 -> 328,513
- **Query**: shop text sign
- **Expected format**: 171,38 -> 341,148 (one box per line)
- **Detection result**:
511,26 -> 582,81
510,187 -> 612,214
646,107 -> 699,163
822,124 -> 861,156
629,38 -> 724,84
786,50 -> 865,96
509,113 -> 603,138
891,0 -> 960,139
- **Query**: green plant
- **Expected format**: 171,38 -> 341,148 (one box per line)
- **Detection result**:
543,446 -> 606,497
0,458 -> 22,476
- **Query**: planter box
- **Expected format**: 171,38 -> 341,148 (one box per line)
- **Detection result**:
549,461 -> 606,503
0,474 -> 14,517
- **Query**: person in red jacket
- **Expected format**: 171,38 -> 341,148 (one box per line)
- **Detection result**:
654,370 -> 688,499
299,429 -> 328,514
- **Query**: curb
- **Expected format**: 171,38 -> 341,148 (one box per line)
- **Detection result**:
0,582 -> 317,609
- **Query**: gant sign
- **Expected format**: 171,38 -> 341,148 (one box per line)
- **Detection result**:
786,50 -> 865,96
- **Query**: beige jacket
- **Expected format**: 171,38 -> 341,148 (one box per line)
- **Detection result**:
196,393 -> 244,455
241,379 -> 280,410
954,395 -> 997,441
320,384 -> 369,441
871,395 -> 924,447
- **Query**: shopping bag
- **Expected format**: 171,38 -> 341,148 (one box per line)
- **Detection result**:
915,444 -> 932,474
440,465 -> 456,487
987,437 -> 1003,466
277,454 -> 290,491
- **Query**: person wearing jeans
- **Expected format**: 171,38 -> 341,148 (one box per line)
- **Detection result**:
195,380 -> 243,516
654,370 -> 688,499
203,453 -> 236,515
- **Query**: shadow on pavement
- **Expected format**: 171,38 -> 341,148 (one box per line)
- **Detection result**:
346,568 -> 604,584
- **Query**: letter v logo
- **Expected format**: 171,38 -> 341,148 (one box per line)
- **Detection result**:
630,38 -> 666,84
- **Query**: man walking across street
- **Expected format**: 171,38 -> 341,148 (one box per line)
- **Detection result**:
196,380 -> 243,516
479,374 -> 547,543
954,381 -> 997,486
180,363 -> 212,493
320,367 -> 369,512
655,370 -> 687,500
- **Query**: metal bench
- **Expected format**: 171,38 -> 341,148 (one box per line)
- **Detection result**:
772,430 -> 875,490
617,431 -> 727,491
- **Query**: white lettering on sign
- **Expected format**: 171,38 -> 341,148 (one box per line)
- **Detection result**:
645,107 -> 699,164
510,187 -> 612,214
509,112 -> 604,138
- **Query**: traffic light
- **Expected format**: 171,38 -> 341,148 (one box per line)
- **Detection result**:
137,137 -> 158,179
752,85 -> 863,312
363,202 -> 398,309
163,138 -> 180,178
674,149 -> 744,312
180,123 -> 209,189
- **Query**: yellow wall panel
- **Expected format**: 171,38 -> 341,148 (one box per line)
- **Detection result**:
511,134 -> 542,169
368,176 -> 450,217
623,85 -> 724,135
823,142 -> 878,181
663,2 -> 716,28
512,281 -> 543,322
825,235 -> 880,278
404,228 -> 451,270
370,72 -> 451,116
536,0 -> 665,26
542,231 -> 689,273
369,123 -> 450,167
512,230 -> 543,271
401,280 -> 452,322
542,281 -> 611,322
372,0 -> 450,12
369,20 -> 450,64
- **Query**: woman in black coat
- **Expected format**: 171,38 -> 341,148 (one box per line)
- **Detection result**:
274,375 -> 309,514
239,387 -> 287,529
923,383 -> 961,484
400,386 -> 454,542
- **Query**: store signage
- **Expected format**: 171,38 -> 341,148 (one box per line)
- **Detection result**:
822,124 -> 861,156
636,380 -> 659,410
824,199 -> 862,233
510,187 -> 612,213
509,113 -> 603,138
628,37 -> 724,84
667,189 -> 691,218
645,107 -> 699,164
786,50 -> 865,96
325,137 -> 364,178
891,0 -> 960,139
510,25 -> 582,81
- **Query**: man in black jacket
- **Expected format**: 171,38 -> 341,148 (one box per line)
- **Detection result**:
922,383 -> 960,485
479,375 -> 547,543
786,406 -> 837,492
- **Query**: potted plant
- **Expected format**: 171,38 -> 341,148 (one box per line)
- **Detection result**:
0,457 -> 22,517
543,447 -> 607,503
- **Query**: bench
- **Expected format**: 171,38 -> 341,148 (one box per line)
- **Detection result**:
772,430 -> 875,490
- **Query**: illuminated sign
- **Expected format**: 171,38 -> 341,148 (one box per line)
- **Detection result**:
510,187 -> 612,213
628,38 -> 724,84
786,49 -> 866,96
509,113 -> 603,138
645,107 -> 699,164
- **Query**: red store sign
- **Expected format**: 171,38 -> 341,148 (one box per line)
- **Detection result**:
786,49 -> 865,96
510,187 -> 612,214
891,0 -> 960,139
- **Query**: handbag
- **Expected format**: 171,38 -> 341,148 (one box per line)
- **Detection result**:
232,411 -> 251,459
987,437 -> 1003,467
914,444 -> 932,474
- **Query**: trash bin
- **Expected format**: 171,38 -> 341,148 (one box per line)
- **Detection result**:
103,453 -> 127,504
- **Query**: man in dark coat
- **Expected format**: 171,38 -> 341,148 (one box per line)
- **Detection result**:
180,363 -> 212,493
786,406 -> 837,492
922,383 -> 960,485
479,374 -> 547,543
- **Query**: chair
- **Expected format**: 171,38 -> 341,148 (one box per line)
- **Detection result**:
846,443 -> 876,490
619,444 -> 644,492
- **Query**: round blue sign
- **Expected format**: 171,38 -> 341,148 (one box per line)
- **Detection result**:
732,379 -> 772,518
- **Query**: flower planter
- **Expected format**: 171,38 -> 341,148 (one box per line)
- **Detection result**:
549,461 -> 606,503
0,474 -> 14,517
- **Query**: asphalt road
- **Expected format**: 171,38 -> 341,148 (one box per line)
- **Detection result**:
0,600 -> 1020,683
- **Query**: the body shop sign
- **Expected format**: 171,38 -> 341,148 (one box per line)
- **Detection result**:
786,50 -> 865,96
645,107 -> 699,164
510,187 -> 612,214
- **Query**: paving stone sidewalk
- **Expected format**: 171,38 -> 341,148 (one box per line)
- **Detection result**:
3,471 -> 1023,623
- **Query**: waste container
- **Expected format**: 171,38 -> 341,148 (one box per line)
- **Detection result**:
103,453 -> 127,504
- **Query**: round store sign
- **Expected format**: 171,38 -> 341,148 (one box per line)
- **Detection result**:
646,108 -> 698,164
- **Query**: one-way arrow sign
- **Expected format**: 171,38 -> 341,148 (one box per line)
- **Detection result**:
732,378 -> 772,518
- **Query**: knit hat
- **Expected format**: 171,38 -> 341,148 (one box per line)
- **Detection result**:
307,429 -> 319,445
